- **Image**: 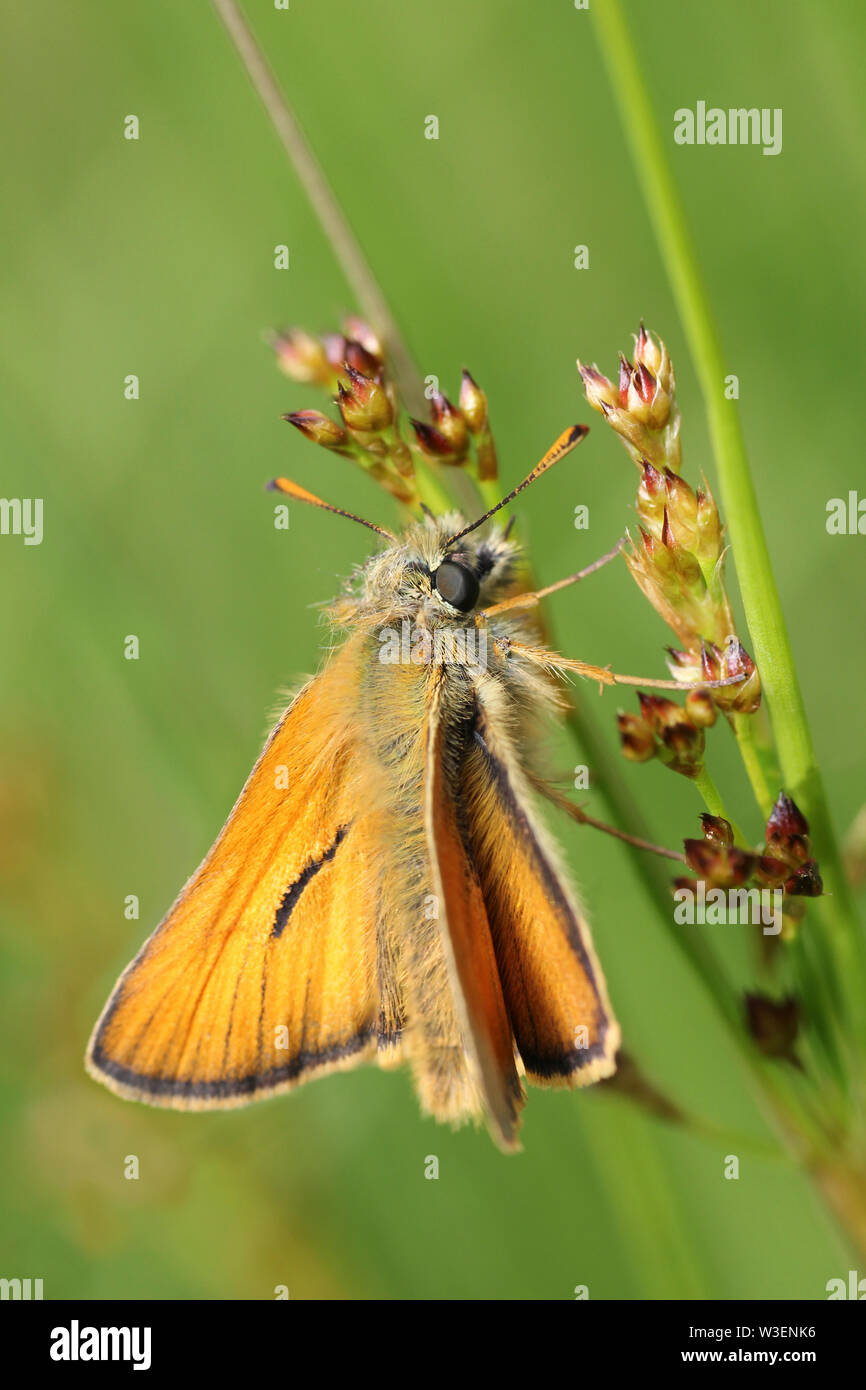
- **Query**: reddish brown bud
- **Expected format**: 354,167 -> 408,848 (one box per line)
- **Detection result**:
636,361 -> 656,404
633,694 -> 704,776
341,316 -> 383,362
764,795 -> 813,870
430,392 -> 469,454
271,328 -> 333,386
666,647 -> 692,669
641,460 -> 666,497
660,722 -> 700,756
766,793 -> 809,843
685,688 -> 717,728
693,637 -> 761,715
745,993 -> 800,1062
660,722 -> 705,776
700,640 -> 721,683
699,814 -> 733,848
784,861 -> 824,897
637,693 -> 682,733
579,327 -> 679,469
753,855 -> 791,888
343,338 -> 382,379
337,368 -> 393,432
695,482 -> 723,571
617,711 -> 656,762
663,468 -> 698,542
411,419 -> 455,457
723,637 -> 756,682
577,361 -> 618,416
722,849 -> 757,886
282,410 -> 350,451
684,840 -> 721,876
638,526 -> 656,557
634,321 -> 664,376
459,369 -> 488,433
684,840 -> 755,886
636,460 -> 667,536
626,368 -> 651,422
618,354 -> 633,406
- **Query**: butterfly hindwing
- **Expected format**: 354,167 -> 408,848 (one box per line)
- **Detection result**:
462,693 -> 620,1085
424,675 -> 525,1149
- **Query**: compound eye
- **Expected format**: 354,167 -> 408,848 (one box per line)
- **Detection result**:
433,558 -> 480,612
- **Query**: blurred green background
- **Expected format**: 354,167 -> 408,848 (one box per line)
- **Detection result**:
2,0 -> 865,1300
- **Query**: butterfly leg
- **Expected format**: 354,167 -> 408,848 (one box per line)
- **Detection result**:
527,772 -> 686,863
494,635 -> 748,696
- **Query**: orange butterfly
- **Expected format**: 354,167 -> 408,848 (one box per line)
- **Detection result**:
88,425 -> 716,1148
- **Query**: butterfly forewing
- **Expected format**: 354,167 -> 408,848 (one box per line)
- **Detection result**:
86,642 -> 380,1108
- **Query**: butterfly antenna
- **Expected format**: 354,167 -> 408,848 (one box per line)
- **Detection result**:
267,478 -> 397,541
445,424 -> 589,547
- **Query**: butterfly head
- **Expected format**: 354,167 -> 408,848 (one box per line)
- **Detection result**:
358,512 -> 523,621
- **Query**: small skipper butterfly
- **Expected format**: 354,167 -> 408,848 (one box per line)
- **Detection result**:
88,424 -> 731,1148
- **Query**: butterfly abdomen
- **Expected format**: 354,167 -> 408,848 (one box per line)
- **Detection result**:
359,641 -> 485,1125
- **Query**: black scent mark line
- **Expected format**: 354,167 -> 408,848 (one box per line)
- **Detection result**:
271,824 -> 350,939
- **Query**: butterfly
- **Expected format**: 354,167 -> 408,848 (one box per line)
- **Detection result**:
87,424 -> 729,1149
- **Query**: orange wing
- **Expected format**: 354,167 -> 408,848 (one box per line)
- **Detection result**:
424,680 -> 525,1149
86,642 -> 382,1109
462,697 -> 620,1085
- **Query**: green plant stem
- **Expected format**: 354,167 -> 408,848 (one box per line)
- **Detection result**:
691,764 -> 748,847
591,0 -> 866,1051
412,460 -> 454,516
691,765 -> 724,819
811,1160 -> 866,1267
732,713 -> 774,820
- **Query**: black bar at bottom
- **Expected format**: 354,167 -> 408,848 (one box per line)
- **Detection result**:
8,1297 -> 862,1373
